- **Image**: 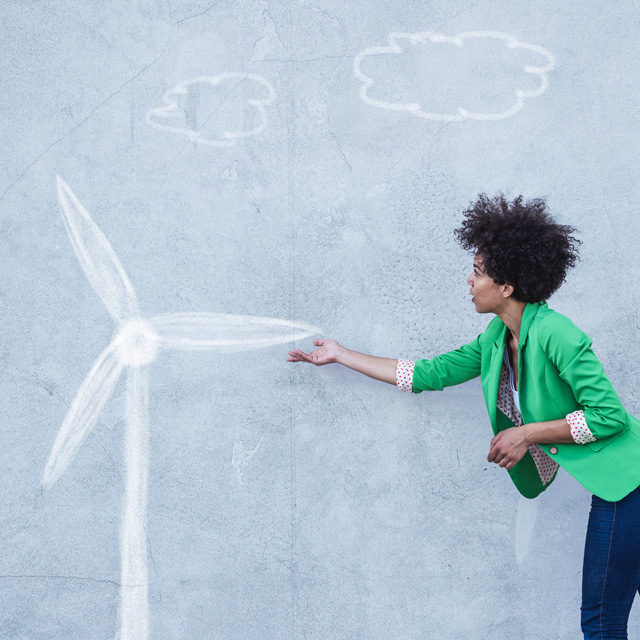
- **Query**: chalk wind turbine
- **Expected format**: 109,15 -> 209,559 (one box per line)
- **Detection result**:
43,177 -> 319,640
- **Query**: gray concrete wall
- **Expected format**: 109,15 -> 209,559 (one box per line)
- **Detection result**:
2,1 -> 639,638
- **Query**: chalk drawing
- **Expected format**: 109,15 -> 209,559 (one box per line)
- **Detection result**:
145,74 -> 276,146
43,177 -> 319,640
353,31 -> 555,121
220,161 -> 239,180
514,494 -> 539,566
232,435 -> 265,484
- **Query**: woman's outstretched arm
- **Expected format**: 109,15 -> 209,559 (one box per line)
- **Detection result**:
287,338 -> 398,385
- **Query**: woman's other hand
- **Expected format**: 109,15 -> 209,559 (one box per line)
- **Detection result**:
286,339 -> 342,366
487,427 -> 530,470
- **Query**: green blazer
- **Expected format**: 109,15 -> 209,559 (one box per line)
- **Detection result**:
412,301 -> 640,501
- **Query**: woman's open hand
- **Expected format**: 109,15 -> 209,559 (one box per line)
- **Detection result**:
286,339 -> 342,366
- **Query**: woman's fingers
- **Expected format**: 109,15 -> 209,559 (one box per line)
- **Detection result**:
287,341 -> 336,366
489,446 -> 515,467
286,348 -> 318,364
491,452 -> 508,467
487,428 -> 527,469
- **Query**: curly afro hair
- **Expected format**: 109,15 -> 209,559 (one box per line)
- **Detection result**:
454,193 -> 581,303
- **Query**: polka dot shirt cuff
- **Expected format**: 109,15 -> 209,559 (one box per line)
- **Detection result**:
396,359 -> 415,392
566,410 -> 596,444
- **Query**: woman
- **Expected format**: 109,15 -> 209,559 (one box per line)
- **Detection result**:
287,194 -> 640,639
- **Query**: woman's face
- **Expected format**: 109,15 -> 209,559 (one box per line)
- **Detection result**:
467,254 -> 510,314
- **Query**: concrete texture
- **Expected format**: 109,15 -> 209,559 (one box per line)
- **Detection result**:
2,0 -> 640,638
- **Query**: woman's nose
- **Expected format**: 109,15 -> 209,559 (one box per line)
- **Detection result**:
467,274 -> 473,286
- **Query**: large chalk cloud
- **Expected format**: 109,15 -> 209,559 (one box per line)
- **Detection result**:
354,31 -> 555,122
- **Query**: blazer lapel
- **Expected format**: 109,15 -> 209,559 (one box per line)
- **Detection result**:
482,302 -> 546,431
484,323 -> 508,432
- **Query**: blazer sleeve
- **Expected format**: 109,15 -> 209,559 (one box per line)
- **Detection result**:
537,314 -> 627,439
412,333 -> 483,393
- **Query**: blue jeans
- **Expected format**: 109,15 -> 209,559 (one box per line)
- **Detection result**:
581,485 -> 640,639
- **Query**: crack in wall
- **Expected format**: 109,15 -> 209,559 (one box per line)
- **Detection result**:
261,54 -> 347,63
0,573 -> 120,587
173,0 -> 223,26
328,130 -> 353,175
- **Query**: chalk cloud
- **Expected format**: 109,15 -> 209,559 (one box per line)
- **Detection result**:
354,31 -> 555,121
145,74 -> 276,146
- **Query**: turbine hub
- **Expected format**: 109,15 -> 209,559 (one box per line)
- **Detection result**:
114,318 -> 160,366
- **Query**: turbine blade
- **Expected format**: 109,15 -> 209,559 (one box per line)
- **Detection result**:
43,341 -> 124,489
56,176 -> 139,324
149,312 -> 320,353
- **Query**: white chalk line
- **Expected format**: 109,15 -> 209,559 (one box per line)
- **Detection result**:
232,435 -> 265,484
353,30 -> 555,121
43,341 -> 123,489
57,178 -> 139,324
150,312 -> 320,352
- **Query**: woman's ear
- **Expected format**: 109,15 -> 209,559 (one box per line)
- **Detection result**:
502,284 -> 515,298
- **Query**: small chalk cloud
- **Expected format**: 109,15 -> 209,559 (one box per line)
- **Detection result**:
354,31 -> 555,121
145,74 -> 276,146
